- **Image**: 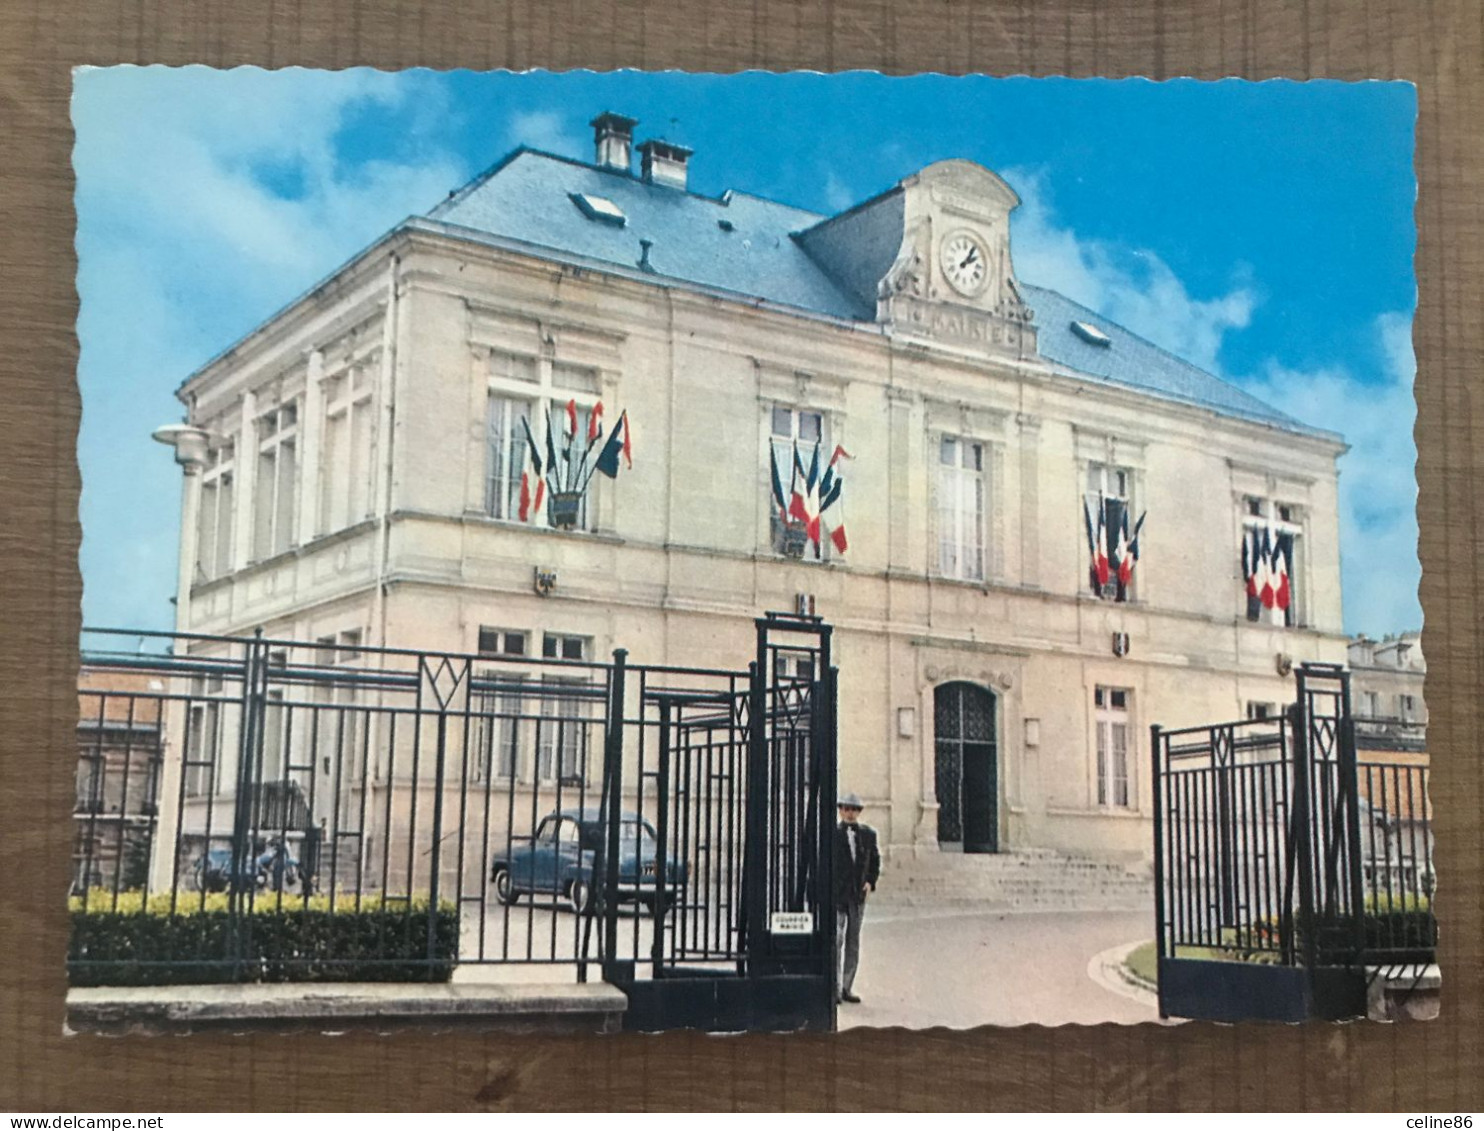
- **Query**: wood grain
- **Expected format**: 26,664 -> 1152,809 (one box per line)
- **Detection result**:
0,0 -> 1477,1111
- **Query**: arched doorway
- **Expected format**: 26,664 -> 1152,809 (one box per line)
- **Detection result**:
934,682 -> 998,853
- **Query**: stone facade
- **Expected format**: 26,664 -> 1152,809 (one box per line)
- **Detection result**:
155,127 -> 1349,867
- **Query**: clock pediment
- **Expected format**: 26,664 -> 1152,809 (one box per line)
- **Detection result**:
881,160 -> 1037,357
795,158 -> 1038,358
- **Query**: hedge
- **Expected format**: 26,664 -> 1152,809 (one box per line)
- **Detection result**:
1306,895 -> 1437,964
68,890 -> 459,987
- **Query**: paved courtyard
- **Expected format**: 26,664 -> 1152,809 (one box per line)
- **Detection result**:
837,905 -> 1161,1029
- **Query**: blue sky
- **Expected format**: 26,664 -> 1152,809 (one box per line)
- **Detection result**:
72,68 -> 1418,637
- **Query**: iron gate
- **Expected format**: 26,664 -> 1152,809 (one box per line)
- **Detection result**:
1152,663 -> 1435,1022
70,613 -> 837,1031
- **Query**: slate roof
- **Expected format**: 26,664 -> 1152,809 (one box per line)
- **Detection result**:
424,148 -> 1326,440
428,148 -> 869,320
1019,284 -> 1312,433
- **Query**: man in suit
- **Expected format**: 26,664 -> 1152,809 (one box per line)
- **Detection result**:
834,791 -> 880,1004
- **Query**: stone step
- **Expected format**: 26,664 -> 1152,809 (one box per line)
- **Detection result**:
875,849 -> 1155,913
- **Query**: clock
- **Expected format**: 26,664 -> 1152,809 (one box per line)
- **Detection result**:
940,231 -> 989,296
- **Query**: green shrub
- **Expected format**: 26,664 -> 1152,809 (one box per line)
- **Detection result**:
68,889 -> 459,987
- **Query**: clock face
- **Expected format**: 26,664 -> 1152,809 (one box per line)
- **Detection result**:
940,232 -> 989,296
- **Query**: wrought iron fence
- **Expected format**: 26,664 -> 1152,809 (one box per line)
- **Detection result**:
1152,664 -> 1435,980
69,617 -> 836,994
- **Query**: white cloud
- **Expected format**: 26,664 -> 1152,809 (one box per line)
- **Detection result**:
1004,167 -> 1419,637
74,67 -> 468,631
822,171 -> 856,213
501,109 -> 584,159
1005,167 -> 1255,374
1242,314 -> 1420,637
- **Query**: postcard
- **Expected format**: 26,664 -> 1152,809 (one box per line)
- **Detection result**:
68,68 -> 1429,1033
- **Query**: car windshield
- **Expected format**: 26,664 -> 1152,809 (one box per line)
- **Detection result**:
573,817 -> 658,850
620,820 -> 656,846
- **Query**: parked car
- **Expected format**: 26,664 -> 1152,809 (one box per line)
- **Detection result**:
489,808 -> 686,914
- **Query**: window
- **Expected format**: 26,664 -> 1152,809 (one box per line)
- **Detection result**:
542,633 -> 590,662
471,629 -> 530,784
1245,701 -> 1279,721
938,436 -> 986,581
570,193 -> 627,226
1085,461 -> 1135,600
485,353 -> 598,530
1399,694 -> 1417,721
252,404 -> 298,561
195,441 -> 235,581
319,366 -> 374,535
1093,686 -> 1133,809
1241,496 -> 1303,627
485,394 -> 532,520
769,405 -> 829,561
184,674 -> 225,797
314,632 -> 363,788
259,650 -> 289,785
478,627 -> 528,657
538,634 -> 591,784
774,650 -> 816,684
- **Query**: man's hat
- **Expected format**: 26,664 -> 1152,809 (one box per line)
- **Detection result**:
837,792 -> 864,809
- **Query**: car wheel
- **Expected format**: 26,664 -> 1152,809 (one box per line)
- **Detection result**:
493,867 -> 517,906
567,878 -> 591,915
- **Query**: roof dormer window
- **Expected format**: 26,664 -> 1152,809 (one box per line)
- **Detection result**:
1071,320 -> 1113,347
570,193 -> 626,226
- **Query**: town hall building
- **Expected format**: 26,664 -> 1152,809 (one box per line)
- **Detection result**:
151,112 -> 1348,876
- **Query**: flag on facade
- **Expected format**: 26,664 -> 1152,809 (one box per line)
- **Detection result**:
788,440 -> 822,545
1083,498 -> 1100,592
1103,496 -> 1127,594
769,442 -> 790,522
517,416 -> 546,523
544,407 -> 560,485
1094,493 -> 1111,589
820,466 -> 847,553
564,398 -> 579,440
1257,525 -> 1275,609
1242,527 -> 1257,600
593,411 -> 632,479
1117,511 -> 1147,602
587,401 -> 604,443
1273,530 -> 1293,614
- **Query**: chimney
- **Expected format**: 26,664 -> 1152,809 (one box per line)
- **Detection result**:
637,138 -> 693,190
590,111 -> 638,172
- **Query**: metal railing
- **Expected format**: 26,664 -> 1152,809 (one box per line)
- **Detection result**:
1152,666 -> 1435,975
69,618 -> 837,991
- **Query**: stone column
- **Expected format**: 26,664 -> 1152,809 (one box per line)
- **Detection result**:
233,389 -> 258,571
147,423 -> 211,893
296,349 -> 324,547
1017,412 -> 1041,589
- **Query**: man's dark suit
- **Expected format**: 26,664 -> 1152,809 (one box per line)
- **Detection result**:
833,820 -> 880,1000
834,820 -> 880,908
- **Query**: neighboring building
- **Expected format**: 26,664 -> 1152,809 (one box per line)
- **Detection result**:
149,112 -> 1351,879
1348,631 -> 1431,898
1349,630 -> 1428,754
75,667 -> 164,892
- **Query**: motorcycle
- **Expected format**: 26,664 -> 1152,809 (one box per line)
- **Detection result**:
191,838 -> 306,895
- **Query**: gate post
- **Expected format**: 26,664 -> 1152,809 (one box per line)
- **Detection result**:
228,629 -> 267,977
600,648 -> 628,982
1287,695 -> 1319,977
1150,723 -> 1167,1018
1336,669 -> 1368,961
741,622 -> 769,972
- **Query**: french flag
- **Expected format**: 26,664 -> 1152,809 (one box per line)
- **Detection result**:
517,416 -> 545,523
